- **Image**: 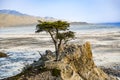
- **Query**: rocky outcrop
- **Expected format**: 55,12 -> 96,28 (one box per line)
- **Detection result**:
0,52 -> 7,58
44,42 -> 117,80
6,42 -> 118,80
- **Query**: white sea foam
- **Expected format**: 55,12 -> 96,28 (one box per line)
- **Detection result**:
0,24 -> 120,79
0,51 -> 41,79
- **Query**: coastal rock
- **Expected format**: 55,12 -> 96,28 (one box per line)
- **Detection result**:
0,52 -> 7,58
44,42 -> 117,80
6,42 -> 118,80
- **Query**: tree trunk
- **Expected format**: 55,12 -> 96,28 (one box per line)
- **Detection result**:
57,39 -> 63,60
55,28 -> 59,61
48,31 -> 59,61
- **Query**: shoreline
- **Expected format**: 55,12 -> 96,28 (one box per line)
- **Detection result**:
0,31 -> 120,79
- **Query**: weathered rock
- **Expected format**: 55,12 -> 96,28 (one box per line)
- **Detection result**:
38,50 -> 55,61
44,42 -> 117,80
0,52 -> 7,58
6,42 -> 118,80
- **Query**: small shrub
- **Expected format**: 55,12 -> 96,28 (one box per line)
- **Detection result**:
51,68 -> 61,77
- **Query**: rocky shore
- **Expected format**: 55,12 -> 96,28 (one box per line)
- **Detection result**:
0,52 -> 7,58
0,31 -> 120,79
5,42 -> 118,80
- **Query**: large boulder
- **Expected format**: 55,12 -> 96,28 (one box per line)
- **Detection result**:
0,52 -> 7,58
6,42 -> 118,80
44,42 -> 117,80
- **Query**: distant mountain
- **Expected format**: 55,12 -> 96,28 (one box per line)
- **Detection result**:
0,9 -> 28,16
0,9 -> 89,27
0,9 -> 57,27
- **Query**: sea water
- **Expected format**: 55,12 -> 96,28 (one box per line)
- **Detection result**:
0,24 -> 120,34
0,23 -> 120,79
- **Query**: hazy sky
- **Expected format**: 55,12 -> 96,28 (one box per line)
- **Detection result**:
0,0 -> 120,23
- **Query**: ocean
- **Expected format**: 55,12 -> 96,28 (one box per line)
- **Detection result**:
0,23 -> 120,79
0,23 -> 120,34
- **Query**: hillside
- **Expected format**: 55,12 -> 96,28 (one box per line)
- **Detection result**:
0,14 -> 39,27
0,10 -> 57,27
0,9 -> 89,27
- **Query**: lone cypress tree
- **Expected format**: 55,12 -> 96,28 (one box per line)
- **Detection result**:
36,20 -> 75,61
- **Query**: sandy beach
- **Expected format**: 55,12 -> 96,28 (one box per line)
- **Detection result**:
0,31 -> 120,79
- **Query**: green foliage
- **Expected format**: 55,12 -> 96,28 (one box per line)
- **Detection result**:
36,21 -> 54,32
57,31 -> 74,39
36,20 -> 75,60
36,20 -> 69,32
51,68 -> 61,77
53,20 -> 70,30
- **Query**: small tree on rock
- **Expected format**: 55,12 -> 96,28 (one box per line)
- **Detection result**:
35,20 -> 75,61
